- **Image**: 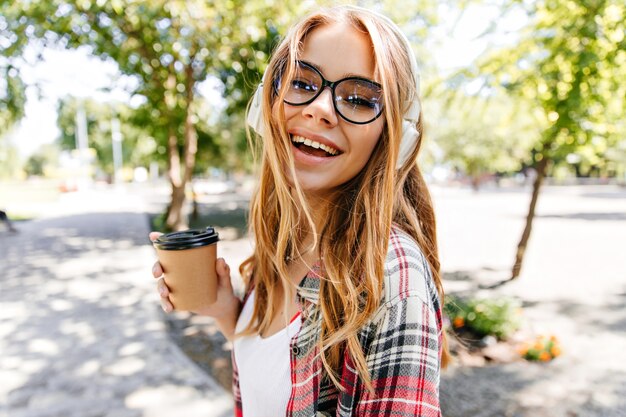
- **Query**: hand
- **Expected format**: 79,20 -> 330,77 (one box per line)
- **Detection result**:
150,232 -> 174,313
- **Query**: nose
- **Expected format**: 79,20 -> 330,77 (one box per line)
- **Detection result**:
302,87 -> 338,127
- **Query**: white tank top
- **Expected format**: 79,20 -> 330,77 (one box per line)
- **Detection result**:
233,289 -> 302,417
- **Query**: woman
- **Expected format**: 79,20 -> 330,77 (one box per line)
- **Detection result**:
151,5 -> 448,416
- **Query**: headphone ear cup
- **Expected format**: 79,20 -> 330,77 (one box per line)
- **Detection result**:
246,84 -> 265,136
397,119 -> 420,168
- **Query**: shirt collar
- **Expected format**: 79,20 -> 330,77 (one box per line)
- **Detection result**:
296,259 -> 323,306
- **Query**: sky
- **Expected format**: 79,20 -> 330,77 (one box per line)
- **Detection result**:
6,3 -> 527,158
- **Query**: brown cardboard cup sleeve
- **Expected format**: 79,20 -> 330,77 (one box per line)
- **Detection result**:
152,227 -> 219,311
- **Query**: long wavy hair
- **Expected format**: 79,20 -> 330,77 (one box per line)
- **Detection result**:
239,5 -> 449,392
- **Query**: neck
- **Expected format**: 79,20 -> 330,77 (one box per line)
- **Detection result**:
287,189 -> 331,260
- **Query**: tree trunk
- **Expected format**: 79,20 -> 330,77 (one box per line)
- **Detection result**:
164,66 -> 197,231
166,183 -> 187,230
511,156 -> 549,279
165,125 -> 187,230
191,183 -> 199,221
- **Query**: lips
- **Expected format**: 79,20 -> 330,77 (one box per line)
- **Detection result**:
288,130 -> 343,159
290,135 -> 340,156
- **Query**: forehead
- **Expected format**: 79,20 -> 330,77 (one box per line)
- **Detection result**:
300,22 -> 377,81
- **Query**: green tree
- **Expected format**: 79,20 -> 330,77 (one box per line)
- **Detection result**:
2,0 -> 305,230
4,0 -> 441,230
0,65 -> 26,136
469,0 -> 625,280
56,97 -> 168,179
427,91 -> 539,189
0,136 -> 22,179
23,143 -> 59,177
0,8 -> 27,136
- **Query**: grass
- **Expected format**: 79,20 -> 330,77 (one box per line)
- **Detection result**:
0,179 -> 61,221
9,213 -> 37,221
0,180 -> 61,204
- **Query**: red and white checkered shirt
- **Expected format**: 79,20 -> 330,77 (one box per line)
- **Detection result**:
232,226 -> 443,416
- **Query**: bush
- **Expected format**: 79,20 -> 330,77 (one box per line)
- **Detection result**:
519,335 -> 562,362
444,296 -> 523,340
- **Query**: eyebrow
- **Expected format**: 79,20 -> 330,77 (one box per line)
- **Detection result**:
301,60 -> 375,81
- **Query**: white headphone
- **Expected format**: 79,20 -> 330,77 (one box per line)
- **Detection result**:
246,7 -> 421,169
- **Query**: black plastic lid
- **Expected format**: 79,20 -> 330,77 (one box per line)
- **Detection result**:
152,227 -> 219,250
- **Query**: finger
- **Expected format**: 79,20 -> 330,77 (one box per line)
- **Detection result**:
149,231 -> 163,242
156,277 -> 169,297
216,257 -> 230,276
216,258 -> 233,289
152,261 -> 164,278
160,299 -> 173,313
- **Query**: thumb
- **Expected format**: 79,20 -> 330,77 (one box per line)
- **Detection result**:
216,258 -> 233,290
149,231 -> 163,242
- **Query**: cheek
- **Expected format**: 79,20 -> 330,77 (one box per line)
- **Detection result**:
282,103 -> 299,121
271,101 -> 280,121
273,102 -> 301,130
355,120 -> 384,157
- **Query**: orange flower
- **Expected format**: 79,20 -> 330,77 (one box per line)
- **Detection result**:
539,351 -> 551,362
550,345 -> 561,357
534,341 -> 545,351
550,335 -> 558,342
453,317 -> 465,328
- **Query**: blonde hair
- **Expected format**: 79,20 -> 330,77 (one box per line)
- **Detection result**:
240,5 -> 449,392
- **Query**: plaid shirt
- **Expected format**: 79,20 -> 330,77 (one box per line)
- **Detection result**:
233,227 -> 443,416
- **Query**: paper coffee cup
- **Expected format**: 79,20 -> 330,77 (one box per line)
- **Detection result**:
152,227 -> 219,311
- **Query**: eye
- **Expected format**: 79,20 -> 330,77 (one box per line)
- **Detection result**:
345,94 -> 378,109
291,78 -> 318,92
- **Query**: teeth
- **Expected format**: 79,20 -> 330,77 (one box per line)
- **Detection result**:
291,135 -> 339,155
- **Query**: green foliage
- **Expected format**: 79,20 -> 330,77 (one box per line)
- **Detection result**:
0,65 -> 26,136
56,97 -> 158,176
22,143 -> 59,177
520,334 -> 562,362
2,0 -> 442,172
0,137 -> 22,179
3,0 -> 443,227
0,6 -> 28,136
444,296 -> 523,340
471,0 -> 625,174
23,154 -> 45,177
426,91 -> 540,178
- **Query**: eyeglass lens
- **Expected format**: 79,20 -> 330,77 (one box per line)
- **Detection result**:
280,62 -> 384,124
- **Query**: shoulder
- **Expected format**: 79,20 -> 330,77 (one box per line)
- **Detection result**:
381,226 -> 438,308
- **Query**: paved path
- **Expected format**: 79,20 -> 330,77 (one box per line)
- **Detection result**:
0,185 -> 233,417
434,184 -> 626,417
2,182 -> 625,417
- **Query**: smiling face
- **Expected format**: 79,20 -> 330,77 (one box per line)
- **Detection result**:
276,21 -> 385,201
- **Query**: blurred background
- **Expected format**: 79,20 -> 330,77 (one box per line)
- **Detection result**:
1,0 -> 624,416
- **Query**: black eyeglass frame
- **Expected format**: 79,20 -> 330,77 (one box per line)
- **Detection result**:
274,60 -> 385,125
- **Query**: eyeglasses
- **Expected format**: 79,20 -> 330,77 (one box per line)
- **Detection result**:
274,60 -> 385,125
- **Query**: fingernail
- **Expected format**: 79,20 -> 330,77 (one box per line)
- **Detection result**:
159,286 -> 166,296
